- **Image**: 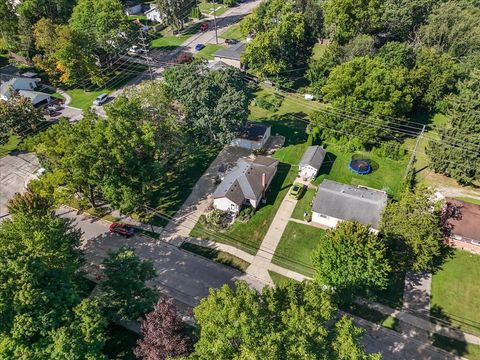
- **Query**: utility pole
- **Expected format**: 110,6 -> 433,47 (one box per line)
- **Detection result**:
213,0 -> 218,44
404,124 -> 426,179
139,28 -> 154,81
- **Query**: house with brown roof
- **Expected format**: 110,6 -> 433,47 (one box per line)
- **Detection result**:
213,155 -> 278,214
446,198 -> 480,246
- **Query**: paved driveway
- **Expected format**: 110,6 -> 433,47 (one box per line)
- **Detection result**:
58,207 -> 264,308
0,153 -> 40,218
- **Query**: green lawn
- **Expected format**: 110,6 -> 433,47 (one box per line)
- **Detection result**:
180,242 -> 250,272
291,187 -> 316,220
313,142 -> 407,199
220,23 -> 244,40
433,334 -> 480,360
66,89 -> 109,111
312,43 -> 327,60
194,44 -> 226,60
431,250 -> 480,337
456,197 -> 480,205
191,164 -> 297,254
151,22 -> 201,50
198,2 -> 228,16
0,135 -> 21,158
272,221 -> 325,277
65,64 -> 146,110
269,271 -> 299,287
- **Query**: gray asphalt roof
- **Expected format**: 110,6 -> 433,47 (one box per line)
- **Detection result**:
312,179 -> 388,228
213,156 -> 278,205
299,146 -> 326,170
236,123 -> 270,141
214,42 -> 246,61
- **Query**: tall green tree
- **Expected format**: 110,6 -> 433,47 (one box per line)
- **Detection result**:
428,70 -> 480,184
100,246 -> 158,321
310,56 -> 415,146
241,0 -> 313,75
155,0 -> 194,30
312,221 -> 391,303
163,62 -> 250,145
323,0 -> 381,44
380,186 -> 446,271
0,193 -> 107,359
0,0 -> 18,51
418,0 -> 480,60
192,281 -> 380,359
0,93 -> 44,145
69,0 -> 133,56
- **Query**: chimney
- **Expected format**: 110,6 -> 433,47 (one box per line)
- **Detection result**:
261,173 -> 266,188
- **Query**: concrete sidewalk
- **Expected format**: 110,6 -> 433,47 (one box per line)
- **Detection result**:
356,299 -> 480,346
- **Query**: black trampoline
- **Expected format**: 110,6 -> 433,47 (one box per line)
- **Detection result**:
348,159 -> 372,175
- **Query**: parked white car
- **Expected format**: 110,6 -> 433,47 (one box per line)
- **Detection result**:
93,93 -> 109,106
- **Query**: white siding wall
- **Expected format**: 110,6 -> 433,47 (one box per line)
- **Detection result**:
230,138 -> 262,150
214,197 -> 240,213
311,212 -> 339,228
146,10 -> 163,22
213,56 -> 241,69
262,127 -> 271,146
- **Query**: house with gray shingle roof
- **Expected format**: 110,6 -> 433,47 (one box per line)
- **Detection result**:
299,145 -> 326,181
213,155 -> 278,214
214,42 -> 246,69
311,179 -> 388,230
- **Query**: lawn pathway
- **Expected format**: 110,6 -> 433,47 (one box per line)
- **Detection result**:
245,177 -> 306,284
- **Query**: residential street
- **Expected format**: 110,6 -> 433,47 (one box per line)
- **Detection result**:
58,206 -> 266,308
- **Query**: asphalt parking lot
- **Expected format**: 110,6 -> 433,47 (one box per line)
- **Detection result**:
0,152 -> 40,218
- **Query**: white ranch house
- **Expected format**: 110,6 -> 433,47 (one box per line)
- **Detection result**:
311,179 -> 388,231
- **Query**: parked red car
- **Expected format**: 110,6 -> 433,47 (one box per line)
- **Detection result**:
109,223 -> 134,237
200,22 -> 209,31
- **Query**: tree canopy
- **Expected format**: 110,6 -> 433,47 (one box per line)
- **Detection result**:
100,246 -> 158,321
312,221 -> 391,302
163,62 -> 251,145
0,93 -> 44,145
380,186 -> 446,271
428,69 -> 480,184
191,281 -> 380,359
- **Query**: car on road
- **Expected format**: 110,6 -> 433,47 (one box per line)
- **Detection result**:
195,43 -> 205,51
109,223 -> 134,237
128,45 -> 145,56
200,22 -> 209,31
289,183 -> 305,199
225,38 -> 239,45
93,93 -> 109,106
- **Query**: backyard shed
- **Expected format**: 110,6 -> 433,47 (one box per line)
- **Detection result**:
298,145 -> 326,181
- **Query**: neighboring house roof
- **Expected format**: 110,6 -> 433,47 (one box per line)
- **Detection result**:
213,156 -> 278,205
312,179 -> 388,228
17,90 -> 50,105
235,123 -> 270,142
0,77 -> 37,97
214,42 -> 246,61
299,145 -> 326,170
446,198 -> 480,241
207,59 -> 230,71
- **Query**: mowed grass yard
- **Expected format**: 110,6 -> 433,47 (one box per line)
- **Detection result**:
220,23 -> 243,40
313,143 -> 407,199
272,221 -> 326,277
0,135 -> 21,158
431,250 -> 480,337
150,22 -> 202,50
194,44 -> 226,60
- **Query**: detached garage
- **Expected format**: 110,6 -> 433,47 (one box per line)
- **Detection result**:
298,145 -> 326,181
231,123 -> 271,150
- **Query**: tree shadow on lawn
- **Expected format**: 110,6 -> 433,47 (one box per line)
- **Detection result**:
257,113 -> 309,146
430,303 -> 480,337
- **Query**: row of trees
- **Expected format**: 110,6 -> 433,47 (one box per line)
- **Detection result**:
25,63 -> 250,213
1,189 -> 381,359
242,0 -> 479,184
0,190 -> 157,358
0,0 -> 134,86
